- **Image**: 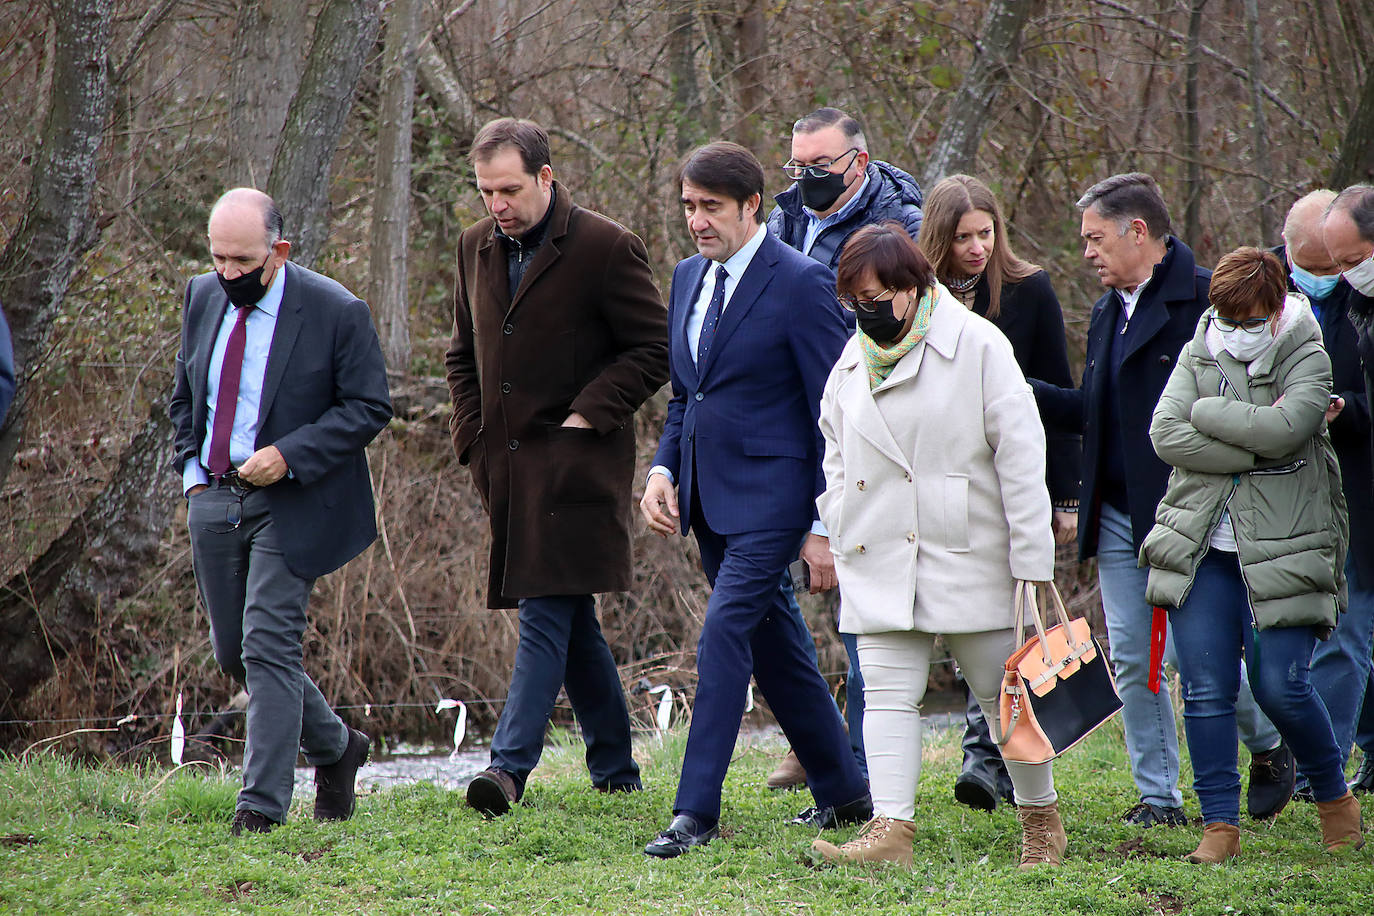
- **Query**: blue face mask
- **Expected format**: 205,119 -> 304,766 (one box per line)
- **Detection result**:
1290,262 -> 1341,301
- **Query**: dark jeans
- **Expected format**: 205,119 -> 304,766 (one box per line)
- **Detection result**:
1170,549 -> 1347,825
1308,553 -> 1374,770
489,594 -> 640,792
189,486 -> 348,822
780,574 -> 867,778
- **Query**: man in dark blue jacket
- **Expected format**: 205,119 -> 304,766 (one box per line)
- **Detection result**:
759,107 -> 925,793
640,142 -> 871,857
1275,190 -> 1374,799
1323,184 -> 1374,795
766,107 -> 922,271
0,301 -> 14,424
1034,173 -> 1290,826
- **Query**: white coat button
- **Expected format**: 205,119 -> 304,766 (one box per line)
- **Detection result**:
856,544 -> 866,553
906,532 -> 916,543
856,480 -> 866,490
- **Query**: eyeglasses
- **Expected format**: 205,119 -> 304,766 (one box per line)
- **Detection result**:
782,148 -> 860,180
1213,314 -> 1270,334
838,289 -> 895,313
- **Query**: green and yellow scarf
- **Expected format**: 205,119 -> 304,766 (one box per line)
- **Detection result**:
859,287 -> 938,389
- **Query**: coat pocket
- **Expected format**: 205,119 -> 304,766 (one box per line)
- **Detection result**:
943,473 -> 971,553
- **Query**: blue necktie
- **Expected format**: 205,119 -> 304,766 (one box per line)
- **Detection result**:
697,264 -> 728,364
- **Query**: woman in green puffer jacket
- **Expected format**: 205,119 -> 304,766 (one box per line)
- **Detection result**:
1140,247 -> 1363,865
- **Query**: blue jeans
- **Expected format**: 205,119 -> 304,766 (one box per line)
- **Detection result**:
489,594 -> 640,792
780,574 -> 868,779
1308,553 -> 1374,769
1096,504 -> 1280,808
1169,549 -> 1347,824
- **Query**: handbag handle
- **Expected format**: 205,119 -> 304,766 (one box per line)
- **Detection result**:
1013,580 -> 1053,666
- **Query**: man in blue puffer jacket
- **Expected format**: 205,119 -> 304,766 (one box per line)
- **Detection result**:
760,107 -> 922,795
766,107 -> 923,272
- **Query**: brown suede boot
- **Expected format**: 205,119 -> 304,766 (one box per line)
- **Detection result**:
1185,823 -> 1241,863
1017,802 -> 1067,869
812,815 -> 915,867
766,749 -> 807,790
1316,791 -> 1365,852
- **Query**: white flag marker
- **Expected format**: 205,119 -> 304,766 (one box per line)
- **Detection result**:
436,698 -> 468,758
648,684 -> 673,732
170,692 -> 185,765
745,682 -> 755,713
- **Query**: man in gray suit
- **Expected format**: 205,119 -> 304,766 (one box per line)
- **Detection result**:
169,188 -> 392,835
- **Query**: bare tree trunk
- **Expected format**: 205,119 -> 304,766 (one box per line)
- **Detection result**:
267,0 -> 383,269
1331,63 -> 1374,188
0,0 -> 112,488
1183,0 -> 1207,252
417,41 -> 477,147
731,0 -> 767,160
0,405 -> 176,713
1242,0 -> 1274,244
226,0 -> 309,188
370,0 -> 421,372
920,0 -> 1037,188
667,0 -> 703,154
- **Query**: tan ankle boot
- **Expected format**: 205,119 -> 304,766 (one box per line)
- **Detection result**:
812,815 -> 915,867
766,749 -> 807,790
1017,802 -> 1067,869
1316,791 -> 1365,852
1185,823 -> 1240,863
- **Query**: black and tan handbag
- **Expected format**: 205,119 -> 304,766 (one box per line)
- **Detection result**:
993,580 -> 1122,764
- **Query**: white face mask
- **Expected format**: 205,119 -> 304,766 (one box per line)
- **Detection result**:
1344,251 -> 1374,297
1218,325 -> 1275,362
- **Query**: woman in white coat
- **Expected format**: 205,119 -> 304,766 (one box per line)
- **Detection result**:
810,222 -> 1063,869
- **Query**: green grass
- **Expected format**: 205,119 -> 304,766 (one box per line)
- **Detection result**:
1,722 -> 1370,915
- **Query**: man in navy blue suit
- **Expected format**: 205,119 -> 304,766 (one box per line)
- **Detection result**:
640,142 -> 872,858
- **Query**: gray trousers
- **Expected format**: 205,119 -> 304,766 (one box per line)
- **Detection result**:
188,485 -> 347,821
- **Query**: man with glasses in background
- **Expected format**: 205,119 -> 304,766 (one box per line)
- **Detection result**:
759,107 -> 925,796
170,188 -> 392,836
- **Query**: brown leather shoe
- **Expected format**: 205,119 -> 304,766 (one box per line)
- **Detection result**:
766,748 -> 808,790
1316,791 -> 1365,852
812,815 -> 915,866
1017,802 -> 1067,869
1185,823 -> 1241,863
467,767 -> 520,817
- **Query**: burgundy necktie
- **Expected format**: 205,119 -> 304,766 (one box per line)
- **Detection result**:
208,305 -> 253,476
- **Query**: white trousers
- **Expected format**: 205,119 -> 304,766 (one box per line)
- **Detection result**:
858,629 -> 1056,820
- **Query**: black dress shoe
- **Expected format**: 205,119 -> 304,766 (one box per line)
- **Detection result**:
644,814 -> 718,858
789,793 -> 873,829
1121,801 -> 1188,828
314,726 -> 370,821
1247,741 -> 1296,820
230,810 -> 278,836
467,767 -> 520,817
595,781 -> 643,794
1352,755 -> 1374,795
954,770 -> 999,812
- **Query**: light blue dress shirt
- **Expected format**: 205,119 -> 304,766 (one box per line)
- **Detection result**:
800,172 -> 871,257
182,263 -> 286,494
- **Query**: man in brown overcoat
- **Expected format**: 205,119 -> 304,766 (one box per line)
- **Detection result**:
446,118 -> 669,816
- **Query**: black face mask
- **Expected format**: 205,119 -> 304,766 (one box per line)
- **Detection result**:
798,169 -> 853,212
217,257 -> 272,307
856,297 -> 908,345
